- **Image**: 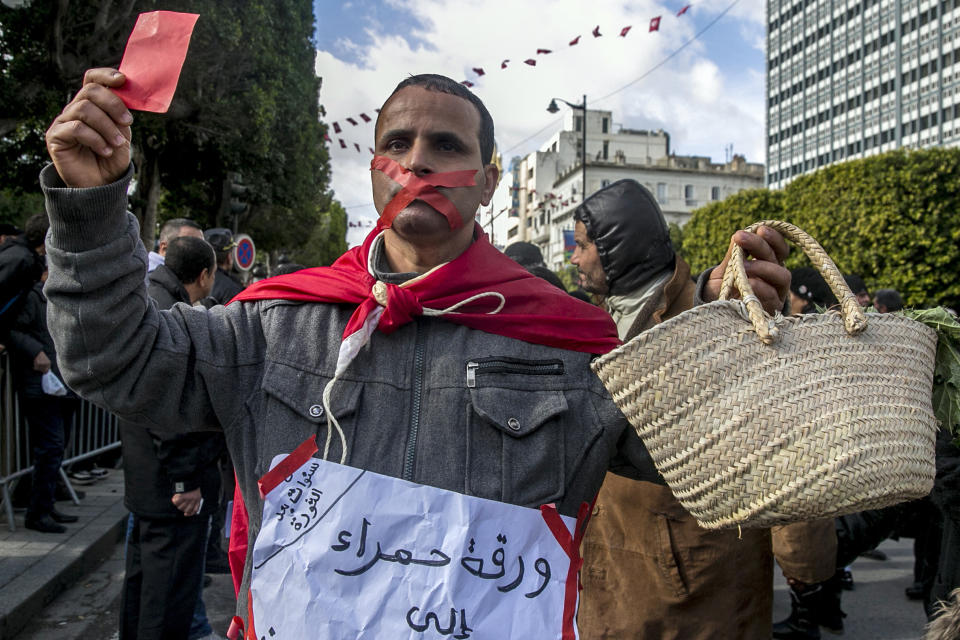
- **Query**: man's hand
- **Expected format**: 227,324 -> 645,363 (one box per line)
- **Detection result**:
45,68 -> 133,188
703,226 -> 791,315
33,350 -> 51,374
171,488 -> 203,516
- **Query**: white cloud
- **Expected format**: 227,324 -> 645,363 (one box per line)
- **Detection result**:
316,0 -> 766,246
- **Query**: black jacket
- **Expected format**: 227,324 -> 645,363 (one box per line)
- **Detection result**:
123,264 -> 223,518
7,282 -> 72,398
573,179 -> 675,295
210,268 -> 244,305
147,264 -> 190,309
0,236 -> 45,335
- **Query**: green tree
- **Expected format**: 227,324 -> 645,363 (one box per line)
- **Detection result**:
0,0 -> 342,255
290,200 -> 348,267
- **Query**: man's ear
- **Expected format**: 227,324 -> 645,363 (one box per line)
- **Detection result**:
479,163 -> 500,207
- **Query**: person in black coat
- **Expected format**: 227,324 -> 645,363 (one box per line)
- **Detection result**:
8,272 -> 80,533
0,213 -> 48,338
122,236 -> 223,640
203,228 -> 244,305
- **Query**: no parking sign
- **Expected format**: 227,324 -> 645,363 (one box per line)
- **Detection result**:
234,234 -> 256,272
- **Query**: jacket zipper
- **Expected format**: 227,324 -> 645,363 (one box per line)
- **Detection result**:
466,358 -> 565,388
403,321 -> 426,481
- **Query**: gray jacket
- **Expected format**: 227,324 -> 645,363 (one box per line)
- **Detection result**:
39,164 -> 658,619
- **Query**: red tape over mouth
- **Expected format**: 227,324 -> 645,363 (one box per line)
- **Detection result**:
371,155 -> 478,229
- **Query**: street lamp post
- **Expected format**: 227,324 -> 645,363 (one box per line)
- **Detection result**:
547,94 -> 587,201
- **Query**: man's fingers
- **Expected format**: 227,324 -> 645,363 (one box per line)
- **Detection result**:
82,67 -> 127,89
743,260 -> 791,313
733,230 -> 778,264
47,120 -> 112,158
756,226 -> 790,263
69,83 -> 133,134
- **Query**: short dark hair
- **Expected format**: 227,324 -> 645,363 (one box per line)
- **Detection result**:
159,218 -> 201,246
24,212 -> 49,249
504,242 -> 545,269
874,288 -> 903,311
377,74 -> 495,164
165,236 -> 215,285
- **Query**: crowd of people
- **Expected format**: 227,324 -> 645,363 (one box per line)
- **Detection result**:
5,66 -> 954,639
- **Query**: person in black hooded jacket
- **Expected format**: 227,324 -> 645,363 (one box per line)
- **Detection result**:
572,179 -> 781,639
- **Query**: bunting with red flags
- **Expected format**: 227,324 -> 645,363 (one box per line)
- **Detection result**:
325,5 -> 695,154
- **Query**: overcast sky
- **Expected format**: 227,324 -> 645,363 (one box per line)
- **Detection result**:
312,0 -> 767,246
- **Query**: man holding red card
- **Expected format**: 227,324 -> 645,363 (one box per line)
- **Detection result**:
42,63 -> 789,637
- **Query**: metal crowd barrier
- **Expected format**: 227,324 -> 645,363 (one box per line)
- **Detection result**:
0,352 -> 120,531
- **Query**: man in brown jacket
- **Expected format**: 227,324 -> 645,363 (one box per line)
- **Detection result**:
571,179 -> 776,639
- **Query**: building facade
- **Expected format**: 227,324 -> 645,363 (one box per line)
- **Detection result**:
506,109 -> 763,271
767,0 -> 960,190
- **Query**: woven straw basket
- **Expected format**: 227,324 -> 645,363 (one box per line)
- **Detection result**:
591,220 -> 939,530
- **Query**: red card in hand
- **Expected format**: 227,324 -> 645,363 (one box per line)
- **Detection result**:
112,11 -> 199,113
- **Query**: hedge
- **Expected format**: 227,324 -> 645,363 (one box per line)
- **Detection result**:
681,148 -> 960,309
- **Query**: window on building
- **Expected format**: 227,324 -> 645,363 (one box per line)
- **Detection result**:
527,192 -> 533,203
507,227 -> 518,239
656,183 -> 667,204
574,116 -> 582,132
601,179 -> 611,188
602,117 -> 609,133
527,168 -> 533,179
602,140 -> 609,160
685,184 -> 696,206
711,186 -> 721,200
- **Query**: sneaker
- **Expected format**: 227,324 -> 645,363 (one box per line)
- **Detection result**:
25,514 -> 67,534
89,467 -> 110,479
68,470 -> 96,485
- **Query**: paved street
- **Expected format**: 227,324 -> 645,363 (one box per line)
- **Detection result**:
10,538 -> 236,640
9,534 -> 936,639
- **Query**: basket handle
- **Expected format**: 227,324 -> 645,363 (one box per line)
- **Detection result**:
718,219 -> 867,345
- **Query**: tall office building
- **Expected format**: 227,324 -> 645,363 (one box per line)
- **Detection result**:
766,0 -> 960,189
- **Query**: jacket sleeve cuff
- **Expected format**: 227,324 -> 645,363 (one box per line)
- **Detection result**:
40,163 -> 135,252
172,477 -> 201,494
693,267 -> 713,306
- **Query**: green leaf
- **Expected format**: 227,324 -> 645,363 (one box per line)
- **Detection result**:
902,307 -> 960,445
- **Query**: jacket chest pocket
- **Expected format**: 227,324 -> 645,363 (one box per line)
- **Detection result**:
465,360 -> 569,507
257,361 -> 362,466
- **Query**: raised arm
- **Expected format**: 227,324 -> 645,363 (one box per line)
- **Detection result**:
42,69 -> 265,433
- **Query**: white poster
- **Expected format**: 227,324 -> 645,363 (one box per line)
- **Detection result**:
250,450 -> 580,639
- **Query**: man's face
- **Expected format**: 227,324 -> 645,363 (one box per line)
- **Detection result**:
372,86 -> 498,243
571,221 -> 607,295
